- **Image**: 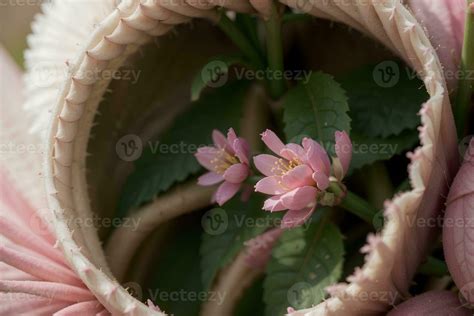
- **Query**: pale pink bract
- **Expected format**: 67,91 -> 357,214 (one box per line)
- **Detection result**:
195,128 -> 250,205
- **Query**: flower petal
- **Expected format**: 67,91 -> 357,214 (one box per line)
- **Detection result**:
195,146 -> 218,171
255,176 -> 287,195
335,131 -> 352,177
281,186 -> 317,210
233,138 -> 250,165
214,181 -> 241,206
281,165 -> 314,189
281,207 -> 315,228
261,129 -> 285,156
253,154 -> 280,176
227,128 -> 238,146
263,196 -> 287,212
312,170 -> 329,190
223,163 -> 248,184
285,143 -> 307,162
198,172 -> 223,186
303,137 -> 331,175
212,129 -> 227,148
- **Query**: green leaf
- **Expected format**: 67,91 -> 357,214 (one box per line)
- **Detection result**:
263,212 -> 344,316
339,61 -> 428,138
200,195 -> 281,291
349,129 -> 419,172
283,72 -> 351,155
118,81 -> 249,215
191,56 -> 246,101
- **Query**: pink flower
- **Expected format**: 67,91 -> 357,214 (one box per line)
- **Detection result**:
195,128 -> 250,205
253,129 -> 352,228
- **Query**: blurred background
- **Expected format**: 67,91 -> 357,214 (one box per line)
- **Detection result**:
0,4 -> 40,67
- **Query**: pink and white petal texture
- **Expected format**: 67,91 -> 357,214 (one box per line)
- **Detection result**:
254,154 -> 281,177
212,129 -> 228,149
303,137 -> 331,176
198,171 -> 224,186
443,139 -> 474,304
405,0 -> 466,92
223,163 -> 249,184
334,131 -> 352,177
263,196 -> 287,212
387,291 -> 470,316
261,129 -> 286,156
214,181 -> 241,206
281,207 -> 315,229
255,176 -> 288,195
233,138 -> 250,165
280,186 -> 318,210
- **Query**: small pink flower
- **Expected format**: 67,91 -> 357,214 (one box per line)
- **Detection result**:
195,128 -> 250,205
254,129 -> 352,228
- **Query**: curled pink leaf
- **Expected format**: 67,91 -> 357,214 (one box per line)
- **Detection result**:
443,139 -> 474,304
387,291 -> 470,315
406,0 -> 466,92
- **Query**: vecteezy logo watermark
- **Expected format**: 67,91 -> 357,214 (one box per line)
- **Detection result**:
200,60 -> 312,88
373,61 -> 400,88
116,134 -> 143,162
123,282 -> 227,305
31,62 -> 141,88
201,60 -> 229,88
201,208 -> 228,235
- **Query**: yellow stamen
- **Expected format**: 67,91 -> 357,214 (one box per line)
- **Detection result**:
211,148 -> 240,174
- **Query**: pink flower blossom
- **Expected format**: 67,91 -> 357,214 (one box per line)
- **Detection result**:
195,128 -> 250,205
253,129 -> 352,228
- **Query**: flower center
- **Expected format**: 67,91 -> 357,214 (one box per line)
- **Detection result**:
271,158 -> 300,176
211,148 -> 239,174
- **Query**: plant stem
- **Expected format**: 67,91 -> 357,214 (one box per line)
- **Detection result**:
264,2 -> 286,99
340,190 -> 378,224
328,182 -> 378,224
454,0 -> 474,136
218,13 -> 264,69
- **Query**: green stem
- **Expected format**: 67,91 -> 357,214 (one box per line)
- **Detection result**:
264,2 -> 286,99
418,257 -> 449,277
454,1 -> 474,136
328,183 -> 378,224
340,191 -> 378,224
218,13 -> 264,69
